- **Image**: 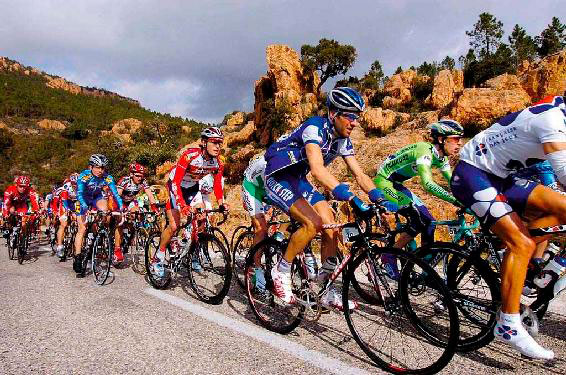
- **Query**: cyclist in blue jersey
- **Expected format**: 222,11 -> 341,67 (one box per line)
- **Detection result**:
73,154 -> 124,276
264,87 -> 395,309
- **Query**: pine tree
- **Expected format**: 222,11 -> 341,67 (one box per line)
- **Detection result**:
536,17 -> 566,57
508,24 -> 537,68
465,12 -> 504,58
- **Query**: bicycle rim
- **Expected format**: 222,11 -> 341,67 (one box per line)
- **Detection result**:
92,231 -> 111,285
343,247 -> 459,375
245,238 -> 303,334
188,235 -> 232,304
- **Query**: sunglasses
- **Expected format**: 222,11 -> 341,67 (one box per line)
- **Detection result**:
133,174 -> 144,178
209,139 -> 223,145
340,112 -> 360,122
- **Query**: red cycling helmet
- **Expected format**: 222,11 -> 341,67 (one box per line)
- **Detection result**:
129,162 -> 146,175
14,175 -> 31,187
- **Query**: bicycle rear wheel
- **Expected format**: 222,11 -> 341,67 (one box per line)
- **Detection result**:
343,246 -> 459,375
92,230 -> 112,285
233,229 -> 254,289
417,242 -> 500,352
144,231 -> 172,289
245,238 -> 303,334
17,228 -> 28,265
230,225 -> 249,252
131,229 -> 148,274
188,234 -> 232,304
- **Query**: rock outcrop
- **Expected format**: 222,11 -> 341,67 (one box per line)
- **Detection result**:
517,49 -> 566,101
382,69 -> 420,109
450,88 -> 531,128
37,119 -> 66,131
428,69 -> 464,110
225,121 -> 255,148
101,118 -> 143,143
226,112 -> 245,128
254,45 -> 320,145
360,107 -> 411,135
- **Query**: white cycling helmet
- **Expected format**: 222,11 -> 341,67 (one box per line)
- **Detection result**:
201,127 -> 224,140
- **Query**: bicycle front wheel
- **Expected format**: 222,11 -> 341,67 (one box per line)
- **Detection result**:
232,229 -> 254,289
187,234 -> 232,304
144,232 -> 172,289
245,238 -> 303,334
17,228 -> 29,265
343,247 -> 459,375
92,230 -> 112,285
131,229 -> 148,274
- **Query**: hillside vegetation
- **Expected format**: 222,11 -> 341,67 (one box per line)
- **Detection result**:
0,64 -> 207,193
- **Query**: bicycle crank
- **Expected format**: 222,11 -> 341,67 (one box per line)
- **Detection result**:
297,287 -> 321,322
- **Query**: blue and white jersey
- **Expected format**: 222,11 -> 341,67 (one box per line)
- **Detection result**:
512,160 -> 557,187
264,116 -> 355,177
460,96 -> 566,178
77,169 -> 123,210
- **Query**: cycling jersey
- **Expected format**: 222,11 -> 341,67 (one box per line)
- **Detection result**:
242,155 -> 267,216
452,96 -> 566,228
57,179 -> 78,213
117,175 -> 149,202
77,169 -> 123,213
3,185 -> 39,217
459,96 -> 566,178
264,116 -> 354,177
376,142 -> 457,205
45,193 -> 53,214
168,147 -> 224,211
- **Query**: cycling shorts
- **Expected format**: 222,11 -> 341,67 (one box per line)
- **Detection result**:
264,172 -> 324,213
166,181 -> 199,211
242,179 -> 266,217
79,193 -> 105,215
451,161 -> 537,228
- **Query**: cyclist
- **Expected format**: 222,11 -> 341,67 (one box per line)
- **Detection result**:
450,95 -> 566,359
373,120 -> 464,277
2,176 -> 40,245
53,173 -> 79,260
113,162 -> 158,263
153,127 -> 229,276
241,153 -> 269,246
74,154 -> 124,276
263,87 -> 395,309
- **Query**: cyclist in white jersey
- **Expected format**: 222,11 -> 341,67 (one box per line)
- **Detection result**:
451,95 -> 566,360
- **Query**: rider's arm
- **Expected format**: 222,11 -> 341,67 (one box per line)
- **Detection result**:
2,190 -> 10,217
439,159 -> 453,183
170,153 -> 191,210
416,163 -> 458,205
213,163 -> 225,205
76,177 -> 89,212
143,186 -> 158,206
543,142 -> 566,185
29,190 -> 39,213
106,177 -> 124,210
305,143 -> 340,191
343,155 -> 376,193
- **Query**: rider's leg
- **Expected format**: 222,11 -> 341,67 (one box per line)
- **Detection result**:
251,214 -> 268,267
285,199 -> 322,263
312,200 -> 337,263
158,208 -> 180,251
56,216 -> 67,246
74,215 -> 87,256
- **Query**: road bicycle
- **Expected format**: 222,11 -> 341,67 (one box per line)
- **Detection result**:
145,207 -> 232,305
245,201 -> 460,375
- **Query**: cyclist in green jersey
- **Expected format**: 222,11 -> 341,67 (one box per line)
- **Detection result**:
373,120 -> 464,275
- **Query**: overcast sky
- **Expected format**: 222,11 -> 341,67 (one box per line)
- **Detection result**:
0,0 -> 561,123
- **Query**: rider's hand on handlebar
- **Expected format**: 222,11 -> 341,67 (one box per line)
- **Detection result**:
181,205 -> 193,217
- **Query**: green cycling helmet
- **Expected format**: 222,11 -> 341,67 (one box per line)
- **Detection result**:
428,119 -> 464,138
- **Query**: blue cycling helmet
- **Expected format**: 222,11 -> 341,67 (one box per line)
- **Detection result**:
327,87 -> 365,113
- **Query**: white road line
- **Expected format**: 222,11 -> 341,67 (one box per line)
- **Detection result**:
144,288 -> 371,375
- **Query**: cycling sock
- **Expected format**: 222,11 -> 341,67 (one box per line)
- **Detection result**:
320,256 -> 338,274
494,312 -> 554,359
277,258 -> 291,273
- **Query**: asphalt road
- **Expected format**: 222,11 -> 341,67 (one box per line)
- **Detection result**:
1,236 -> 565,375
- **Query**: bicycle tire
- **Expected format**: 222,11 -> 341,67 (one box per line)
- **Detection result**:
17,227 -> 28,265
92,230 -> 112,285
230,225 -> 249,252
232,229 -> 254,289
245,238 -> 303,334
417,242 -> 500,352
212,227 -> 230,259
144,231 -> 172,289
187,234 -> 232,304
131,229 -> 148,274
343,246 -> 459,375
8,232 -> 16,260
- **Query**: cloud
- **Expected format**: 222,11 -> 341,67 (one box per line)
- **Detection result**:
0,0 -> 563,122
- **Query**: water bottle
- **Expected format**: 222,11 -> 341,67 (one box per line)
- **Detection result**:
273,231 -> 285,243
304,248 -> 318,281
534,256 -> 566,288
170,237 -> 180,255
86,232 -> 94,246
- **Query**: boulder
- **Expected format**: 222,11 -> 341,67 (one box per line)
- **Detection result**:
518,49 -> 566,101
405,111 -> 440,129
225,121 -> 255,147
106,118 -> 143,143
226,112 -> 245,128
450,88 -> 531,128
484,73 -> 523,91
382,96 -> 402,110
37,119 -> 66,131
360,107 -> 411,135
428,69 -> 464,109
383,70 -> 418,105
254,45 -> 320,146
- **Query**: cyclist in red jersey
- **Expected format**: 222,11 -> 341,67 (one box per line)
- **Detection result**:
3,176 -> 39,242
54,174 -> 79,259
153,127 -> 229,276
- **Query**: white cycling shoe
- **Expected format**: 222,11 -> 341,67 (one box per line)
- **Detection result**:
321,285 -> 358,312
494,313 -> 554,360
271,268 -> 296,304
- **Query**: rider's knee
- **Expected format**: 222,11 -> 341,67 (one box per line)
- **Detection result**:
307,216 -> 323,235
506,235 -> 536,258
